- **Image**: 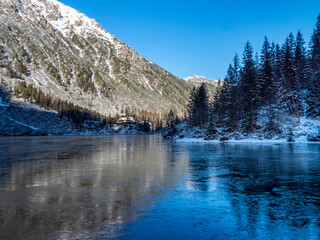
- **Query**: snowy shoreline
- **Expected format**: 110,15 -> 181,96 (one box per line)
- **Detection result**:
176,137 -> 320,144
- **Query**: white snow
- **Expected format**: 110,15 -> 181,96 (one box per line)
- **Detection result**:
184,75 -> 208,81
8,118 -> 39,130
184,75 -> 221,86
28,0 -> 115,43
176,137 -> 320,144
174,115 -> 320,144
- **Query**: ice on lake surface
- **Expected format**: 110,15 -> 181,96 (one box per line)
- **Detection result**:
0,135 -> 320,239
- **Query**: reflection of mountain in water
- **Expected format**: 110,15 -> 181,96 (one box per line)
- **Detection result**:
0,136 -> 185,239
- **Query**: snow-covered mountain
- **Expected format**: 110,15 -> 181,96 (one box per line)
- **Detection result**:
0,0 -> 196,118
184,75 -> 221,86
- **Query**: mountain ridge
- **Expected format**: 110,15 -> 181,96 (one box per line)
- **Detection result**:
184,75 -> 220,86
0,0 -> 205,122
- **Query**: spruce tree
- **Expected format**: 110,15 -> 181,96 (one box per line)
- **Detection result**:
271,43 -> 284,120
165,109 -> 177,137
223,64 -> 234,124
259,37 -> 277,129
259,37 -> 274,106
294,30 -> 308,90
224,54 -> 241,128
187,86 -> 197,126
195,83 -> 209,128
281,33 -> 301,116
187,83 -> 209,128
232,53 -> 240,81
239,41 -> 259,131
307,15 -> 320,117
212,80 -> 226,124
166,110 -> 175,127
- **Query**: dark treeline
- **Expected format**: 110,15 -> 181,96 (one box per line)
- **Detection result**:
13,81 -> 107,127
185,14 -> 320,135
12,81 -> 166,130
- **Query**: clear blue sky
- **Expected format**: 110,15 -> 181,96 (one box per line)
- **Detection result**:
60,0 -> 320,80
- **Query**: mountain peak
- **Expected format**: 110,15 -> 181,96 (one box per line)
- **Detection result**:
2,0 -> 115,42
184,75 -> 221,86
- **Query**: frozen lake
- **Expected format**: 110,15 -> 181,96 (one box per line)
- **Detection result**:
1,135 -> 320,239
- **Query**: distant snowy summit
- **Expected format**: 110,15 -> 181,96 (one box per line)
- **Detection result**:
184,75 -> 221,86
1,0 -> 115,42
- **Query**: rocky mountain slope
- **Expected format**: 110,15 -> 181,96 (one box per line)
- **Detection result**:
0,0 -> 198,120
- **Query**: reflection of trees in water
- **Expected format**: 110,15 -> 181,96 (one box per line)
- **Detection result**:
187,145 -> 215,191
0,136 -> 180,239
186,143 -> 320,238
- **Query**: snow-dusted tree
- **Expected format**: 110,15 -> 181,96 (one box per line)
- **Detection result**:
281,33 -> 302,116
233,53 -> 240,81
269,43 -> 284,125
165,109 -> 177,137
223,54 -> 241,128
272,43 -> 282,84
258,37 -> 278,129
212,80 -> 227,124
307,15 -> 320,117
196,83 -> 209,128
187,86 -> 197,126
259,37 -> 274,106
239,41 -> 259,131
188,83 -> 209,128
294,30 -> 308,90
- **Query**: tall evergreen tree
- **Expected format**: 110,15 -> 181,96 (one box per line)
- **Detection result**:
239,41 -> 259,131
195,83 -> 209,127
187,83 -> 209,128
294,30 -> 308,90
259,37 -> 277,128
272,43 -> 282,84
281,33 -> 302,116
187,86 -> 197,126
212,80 -> 227,124
233,53 -> 240,81
223,54 -> 241,128
269,43 -> 284,124
307,14 -> 320,117
165,109 -> 177,137
259,37 -> 274,105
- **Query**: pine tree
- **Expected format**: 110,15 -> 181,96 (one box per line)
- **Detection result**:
221,65 -> 233,124
165,109 -> 177,137
258,37 -> 278,129
195,83 -> 209,128
239,41 -> 259,131
187,83 -> 209,128
259,37 -> 274,106
307,15 -> 320,117
166,109 -> 175,127
294,30 -> 308,90
281,33 -> 301,116
271,43 -> 284,121
223,54 -> 241,129
187,86 -> 197,126
272,43 -> 282,83
232,53 -> 240,81
207,100 -> 217,133
212,80 -> 225,124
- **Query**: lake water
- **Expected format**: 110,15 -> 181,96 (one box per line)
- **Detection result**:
1,135 -> 320,239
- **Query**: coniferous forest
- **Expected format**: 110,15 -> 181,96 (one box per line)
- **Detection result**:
165,14 -> 320,141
